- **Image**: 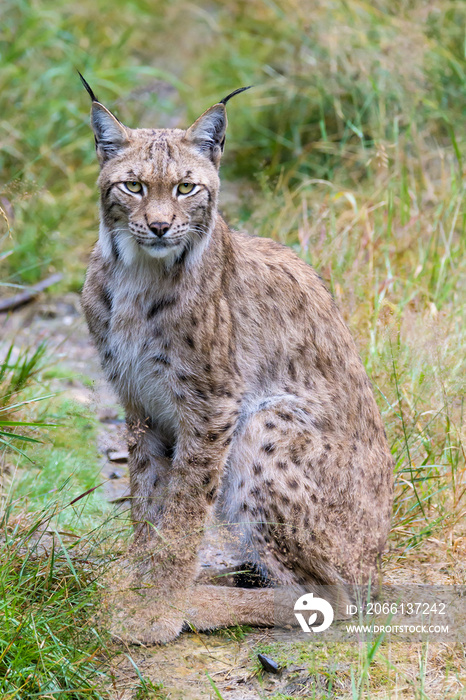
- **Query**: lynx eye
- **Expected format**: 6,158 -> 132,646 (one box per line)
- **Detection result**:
125,181 -> 142,194
177,182 -> 195,195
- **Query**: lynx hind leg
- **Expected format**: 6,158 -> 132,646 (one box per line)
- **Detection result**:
219,397 -> 358,607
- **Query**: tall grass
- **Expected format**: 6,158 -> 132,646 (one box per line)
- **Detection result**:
0,343 -> 50,457
0,500 -> 110,699
0,340 -> 114,698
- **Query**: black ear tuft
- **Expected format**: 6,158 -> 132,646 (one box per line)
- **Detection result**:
78,74 -> 129,164
77,71 -> 99,103
186,86 -> 252,168
219,86 -> 253,106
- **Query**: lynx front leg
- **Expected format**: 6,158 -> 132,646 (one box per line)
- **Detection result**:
125,416 -> 172,547
110,406 -> 239,643
144,421 -> 237,592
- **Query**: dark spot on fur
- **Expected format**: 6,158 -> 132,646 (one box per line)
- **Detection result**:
314,416 -> 332,432
316,453 -> 327,468
100,287 -> 113,311
265,421 -> 276,430
152,353 -> 170,365
287,359 -> 297,381
110,233 -> 120,261
147,296 -> 176,319
103,349 -> 113,363
277,411 -> 292,421
277,461 -> 288,471
150,325 -> 163,338
173,246 -> 189,269
262,443 -> 275,454
287,479 -> 299,489
136,457 -> 149,471
185,335 -> 195,348
252,462 -> 263,475
206,487 -> 217,504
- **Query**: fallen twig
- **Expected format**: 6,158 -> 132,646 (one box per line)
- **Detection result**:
0,273 -> 63,312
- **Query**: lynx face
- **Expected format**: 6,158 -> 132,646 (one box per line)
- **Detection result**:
99,129 -> 223,264
84,81 -> 248,266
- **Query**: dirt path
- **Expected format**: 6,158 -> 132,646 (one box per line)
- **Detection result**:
2,294 -> 314,700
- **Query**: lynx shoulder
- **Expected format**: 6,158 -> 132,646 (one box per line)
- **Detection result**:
80,75 -> 393,644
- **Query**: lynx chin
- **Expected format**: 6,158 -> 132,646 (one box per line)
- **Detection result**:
80,74 -> 393,644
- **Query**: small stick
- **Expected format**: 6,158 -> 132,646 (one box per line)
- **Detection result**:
0,273 -> 63,313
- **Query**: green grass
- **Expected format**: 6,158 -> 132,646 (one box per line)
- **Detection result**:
1,347 -> 111,529
11,394 -> 111,530
0,499 -> 109,699
0,338 -> 118,698
1,0 -> 466,697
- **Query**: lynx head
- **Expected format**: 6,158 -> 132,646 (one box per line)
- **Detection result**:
80,74 -> 250,267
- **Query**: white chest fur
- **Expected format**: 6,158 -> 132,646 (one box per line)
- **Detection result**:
106,278 -> 180,441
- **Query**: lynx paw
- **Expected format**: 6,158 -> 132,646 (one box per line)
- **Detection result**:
103,586 -> 186,645
109,604 -> 185,645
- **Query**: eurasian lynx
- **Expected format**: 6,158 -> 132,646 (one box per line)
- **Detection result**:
80,75 -> 393,644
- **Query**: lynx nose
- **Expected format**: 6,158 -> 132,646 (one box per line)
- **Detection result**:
148,221 -> 170,238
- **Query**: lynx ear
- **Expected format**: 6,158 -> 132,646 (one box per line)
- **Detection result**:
91,103 -> 130,163
186,104 -> 227,167
78,72 -> 129,164
186,86 -> 252,167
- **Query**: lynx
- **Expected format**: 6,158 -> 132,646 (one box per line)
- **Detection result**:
80,74 -> 393,644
